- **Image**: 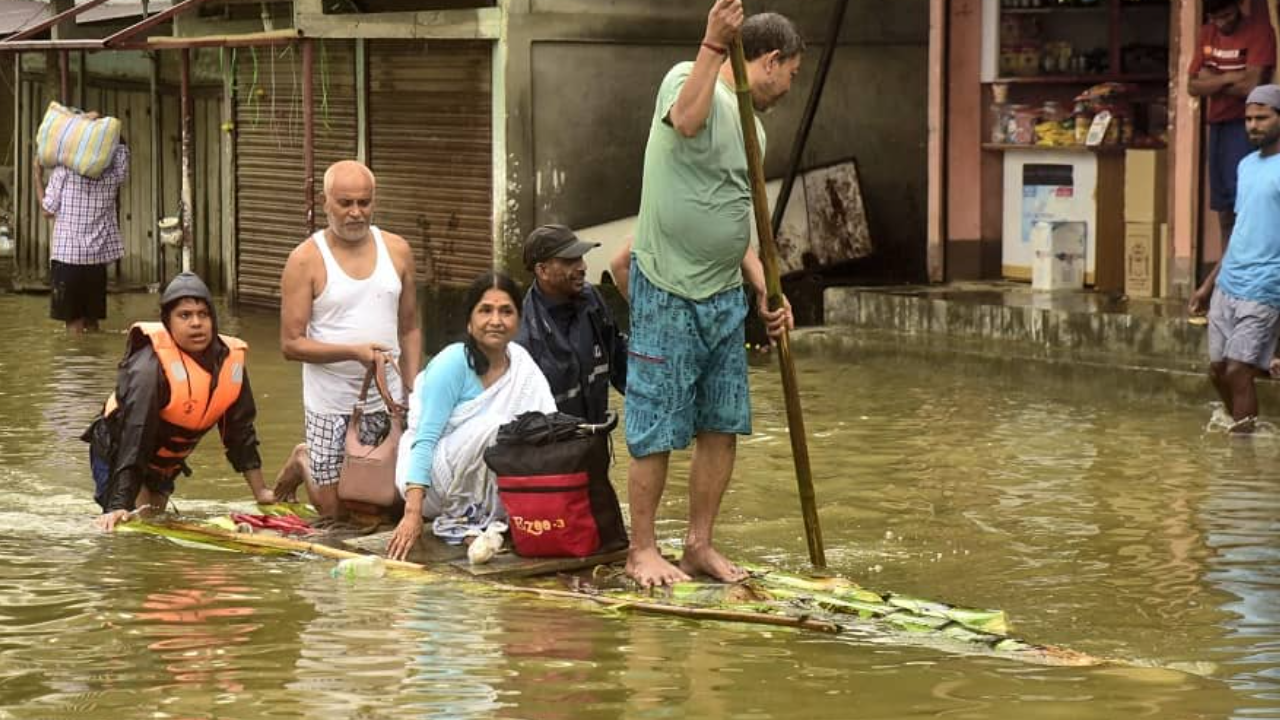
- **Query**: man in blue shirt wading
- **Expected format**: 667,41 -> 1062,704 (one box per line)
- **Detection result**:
1190,84 -> 1280,433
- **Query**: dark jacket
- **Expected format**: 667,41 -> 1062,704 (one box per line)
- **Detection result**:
83,330 -> 262,512
516,282 -> 627,424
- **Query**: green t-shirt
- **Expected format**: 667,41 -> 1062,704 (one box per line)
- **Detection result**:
634,61 -> 766,301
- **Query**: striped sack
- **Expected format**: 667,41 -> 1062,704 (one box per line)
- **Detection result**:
36,102 -> 122,178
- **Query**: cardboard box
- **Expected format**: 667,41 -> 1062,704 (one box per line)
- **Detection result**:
1031,221 -> 1086,291
1125,221 -> 1162,298
1125,149 -> 1168,223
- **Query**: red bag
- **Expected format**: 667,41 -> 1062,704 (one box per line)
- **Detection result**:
496,471 -> 600,558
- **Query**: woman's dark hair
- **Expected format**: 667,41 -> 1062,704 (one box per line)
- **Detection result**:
1205,0 -> 1240,13
462,271 -> 522,376
742,12 -> 805,62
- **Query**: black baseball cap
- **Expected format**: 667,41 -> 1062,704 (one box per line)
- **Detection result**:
523,224 -> 600,270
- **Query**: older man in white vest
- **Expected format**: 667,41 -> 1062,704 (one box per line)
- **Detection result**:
277,160 -> 421,516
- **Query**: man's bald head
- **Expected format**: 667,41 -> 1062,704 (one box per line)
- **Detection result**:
323,160 -> 377,244
323,160 -> 376,196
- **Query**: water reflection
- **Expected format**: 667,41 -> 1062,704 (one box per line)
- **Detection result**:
2,292 -> 1280,718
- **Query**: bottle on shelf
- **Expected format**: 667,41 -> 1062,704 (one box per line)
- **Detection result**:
990,83 -> 1011,144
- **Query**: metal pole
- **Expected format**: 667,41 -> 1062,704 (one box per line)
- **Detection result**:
730,37 -> 827,569
76,50 -> 85,108
769,0 -> 849,238
12,53 -> 21,272
180,48 -> 193,273
150,51 -> 163,284
302,38 -> 315,234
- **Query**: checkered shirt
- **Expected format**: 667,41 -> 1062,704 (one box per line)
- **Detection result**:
42,144 -> 129,265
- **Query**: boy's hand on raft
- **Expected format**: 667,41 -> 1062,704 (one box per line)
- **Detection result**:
95,510 -> 130,532
757,291 -> 794,340
386,513 -> 423,562
253,487 -> 278,505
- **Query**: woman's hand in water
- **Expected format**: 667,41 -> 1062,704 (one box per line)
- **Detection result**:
386,512 -> 423,562
95,509 -> 131,532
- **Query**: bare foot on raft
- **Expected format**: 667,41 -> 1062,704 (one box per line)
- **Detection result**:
680,543 -> 748,584
626,546 -> 691,589
272,443 -> 309,502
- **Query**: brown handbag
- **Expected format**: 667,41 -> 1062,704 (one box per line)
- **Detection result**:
337,354 -> 409,511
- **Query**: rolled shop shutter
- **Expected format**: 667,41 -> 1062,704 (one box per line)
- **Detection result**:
234,41 -> 358,307
368,40 -> 493,287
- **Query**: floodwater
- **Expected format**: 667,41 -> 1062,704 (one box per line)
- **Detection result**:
1,291 -> 1278,720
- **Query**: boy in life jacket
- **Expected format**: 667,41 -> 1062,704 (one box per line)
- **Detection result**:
83,272 -> 276,531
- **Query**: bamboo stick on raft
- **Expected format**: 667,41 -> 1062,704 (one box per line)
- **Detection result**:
487,583 -> 843,634
158,521 -> 432,575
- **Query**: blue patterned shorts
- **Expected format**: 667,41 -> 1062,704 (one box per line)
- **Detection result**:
625,258 -> 751,458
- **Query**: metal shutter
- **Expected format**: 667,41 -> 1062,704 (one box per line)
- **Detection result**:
234,41 -> 357,307
367,40 -> 492,287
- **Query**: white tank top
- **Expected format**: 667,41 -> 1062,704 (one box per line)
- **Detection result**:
302,226 -> 405,415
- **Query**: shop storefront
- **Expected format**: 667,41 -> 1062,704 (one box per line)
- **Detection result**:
933,0 -> 1273,299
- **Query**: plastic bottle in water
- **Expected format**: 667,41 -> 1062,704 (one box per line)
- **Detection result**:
331,555 -> 387,579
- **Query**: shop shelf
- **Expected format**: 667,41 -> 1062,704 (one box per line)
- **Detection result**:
991,73 -> 1167,84
1001,5 -> 1108,13
981,142 -> 1130,153
981,143 -> 1166,153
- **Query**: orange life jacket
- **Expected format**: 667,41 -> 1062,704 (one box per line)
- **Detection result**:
104,322 -> 248,480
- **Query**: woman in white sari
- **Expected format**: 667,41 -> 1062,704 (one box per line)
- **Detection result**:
386,272 -> 556,561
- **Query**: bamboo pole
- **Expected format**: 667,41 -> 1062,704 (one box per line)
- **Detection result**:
728,37 -> 826,568
161,521 -> 433,574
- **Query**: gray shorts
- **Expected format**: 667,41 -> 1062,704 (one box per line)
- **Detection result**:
303,410 -> 391,485
1208,288 -> 1280,370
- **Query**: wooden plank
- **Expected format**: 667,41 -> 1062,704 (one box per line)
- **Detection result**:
295,8 -> 501,41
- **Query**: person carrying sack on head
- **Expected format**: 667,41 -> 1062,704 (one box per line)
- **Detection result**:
84,272 -> 277,532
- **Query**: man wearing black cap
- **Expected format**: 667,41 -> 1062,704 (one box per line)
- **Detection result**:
515,224 -> 627,424
1190,84 -> 1280,433
83,272 -> 277,530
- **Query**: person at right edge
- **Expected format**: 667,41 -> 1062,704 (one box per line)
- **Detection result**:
1189,85 -> 1280,434
624,0 -> 800,588
1187,0 -> 1275,263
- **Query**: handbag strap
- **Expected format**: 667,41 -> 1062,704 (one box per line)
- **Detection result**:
356,353 -> 408,416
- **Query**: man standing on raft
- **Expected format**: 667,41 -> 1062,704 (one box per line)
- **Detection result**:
625,0 -> 801,587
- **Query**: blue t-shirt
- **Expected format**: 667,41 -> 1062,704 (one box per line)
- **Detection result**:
404,343 -> 482,487
1219,151 -> 1280,308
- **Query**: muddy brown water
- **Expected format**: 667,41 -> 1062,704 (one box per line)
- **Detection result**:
0,292 -> 1276,719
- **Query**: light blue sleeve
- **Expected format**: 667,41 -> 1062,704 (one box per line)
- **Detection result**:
404,344 -> 482,486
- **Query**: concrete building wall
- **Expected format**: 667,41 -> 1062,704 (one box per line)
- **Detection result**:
504,0 -> 930,283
